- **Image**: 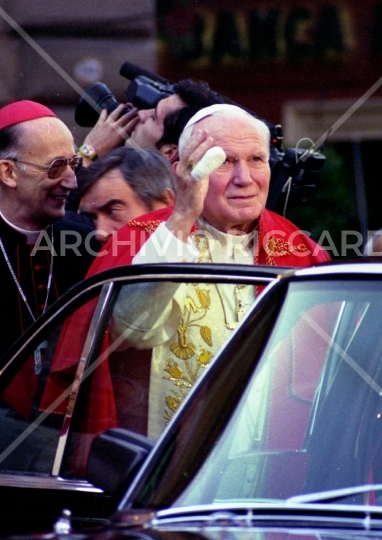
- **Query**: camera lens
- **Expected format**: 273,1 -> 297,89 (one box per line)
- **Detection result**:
75,82 -> 131,127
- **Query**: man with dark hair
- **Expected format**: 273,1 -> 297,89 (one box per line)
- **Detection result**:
0,100 -> 98,358
78,146 -> 176,245
155,105 -> 204,156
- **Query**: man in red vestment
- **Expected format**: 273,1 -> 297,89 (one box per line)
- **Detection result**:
89,104 -> 329,271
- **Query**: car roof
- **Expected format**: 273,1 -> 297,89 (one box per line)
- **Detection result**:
292,260 -> 382,277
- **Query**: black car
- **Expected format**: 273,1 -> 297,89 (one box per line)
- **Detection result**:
0,262 -> 286,535
49,261 -> 382,539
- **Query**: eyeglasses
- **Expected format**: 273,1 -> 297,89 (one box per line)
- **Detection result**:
7,156 -> 83,179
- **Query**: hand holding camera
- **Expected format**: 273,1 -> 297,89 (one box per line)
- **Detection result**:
80,104 -> 139,162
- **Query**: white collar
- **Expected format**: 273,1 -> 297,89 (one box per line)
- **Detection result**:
0,210 -> 43,244
196,218 -> 256,247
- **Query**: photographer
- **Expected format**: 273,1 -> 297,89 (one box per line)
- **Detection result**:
65,78 -> 229,215
76,78 -> 229,165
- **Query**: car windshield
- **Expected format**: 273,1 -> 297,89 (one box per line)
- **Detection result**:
168,278 -> 382,507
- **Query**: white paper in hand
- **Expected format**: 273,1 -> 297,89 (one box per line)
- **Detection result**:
191,146 -> 226,181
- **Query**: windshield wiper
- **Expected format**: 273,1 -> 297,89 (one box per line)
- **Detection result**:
287,484 -> 382,504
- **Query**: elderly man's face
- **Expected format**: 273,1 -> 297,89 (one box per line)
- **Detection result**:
199,114 -> 271,235
129,94 -> 186,149
5,117 -> 78,230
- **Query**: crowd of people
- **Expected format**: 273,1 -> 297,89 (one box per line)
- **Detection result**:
0,78 -> 332,444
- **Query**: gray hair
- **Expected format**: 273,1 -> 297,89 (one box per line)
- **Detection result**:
178,105 -> 270,160
79,146 -> 176,210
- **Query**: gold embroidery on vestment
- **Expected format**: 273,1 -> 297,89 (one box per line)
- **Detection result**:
198,348 -> 213,365
162,226 -> 256,425
200,326 -> 212,347
126,219 -> 162,233
164,284 -> 214,422
165,390 -> 183,417
265,237 -> 308,257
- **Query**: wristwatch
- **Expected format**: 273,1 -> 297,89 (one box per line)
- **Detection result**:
78,144 -> 98,160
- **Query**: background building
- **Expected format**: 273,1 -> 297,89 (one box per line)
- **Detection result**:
0,0 -> 157,145
156,0 -> 382,254
1,0 -> 382,255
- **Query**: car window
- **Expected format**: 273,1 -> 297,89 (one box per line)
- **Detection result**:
169,280 -> 382,506
0,294 -> 98,477
0,274 -> 260,481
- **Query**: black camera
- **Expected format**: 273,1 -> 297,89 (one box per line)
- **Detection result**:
267,138 -> 326,214
74,62 -> 175,127
74,82 -> 131,127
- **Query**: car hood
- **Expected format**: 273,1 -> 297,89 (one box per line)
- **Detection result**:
110,502 -> 382,533
7,502 -> 382,540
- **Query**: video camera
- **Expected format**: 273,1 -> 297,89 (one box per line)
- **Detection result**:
267,131 -> 326,215
74,62 -> 175,128
74,62 -> 326,215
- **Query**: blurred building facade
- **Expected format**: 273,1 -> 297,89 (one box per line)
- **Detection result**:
156,0 -> 382,145
1,0 -> 382,145
1,0 -> 382,237
155,0 -> 382,239
0,0 -> 157,145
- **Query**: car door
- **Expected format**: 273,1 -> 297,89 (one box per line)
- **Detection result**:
0,263 -> 284,534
